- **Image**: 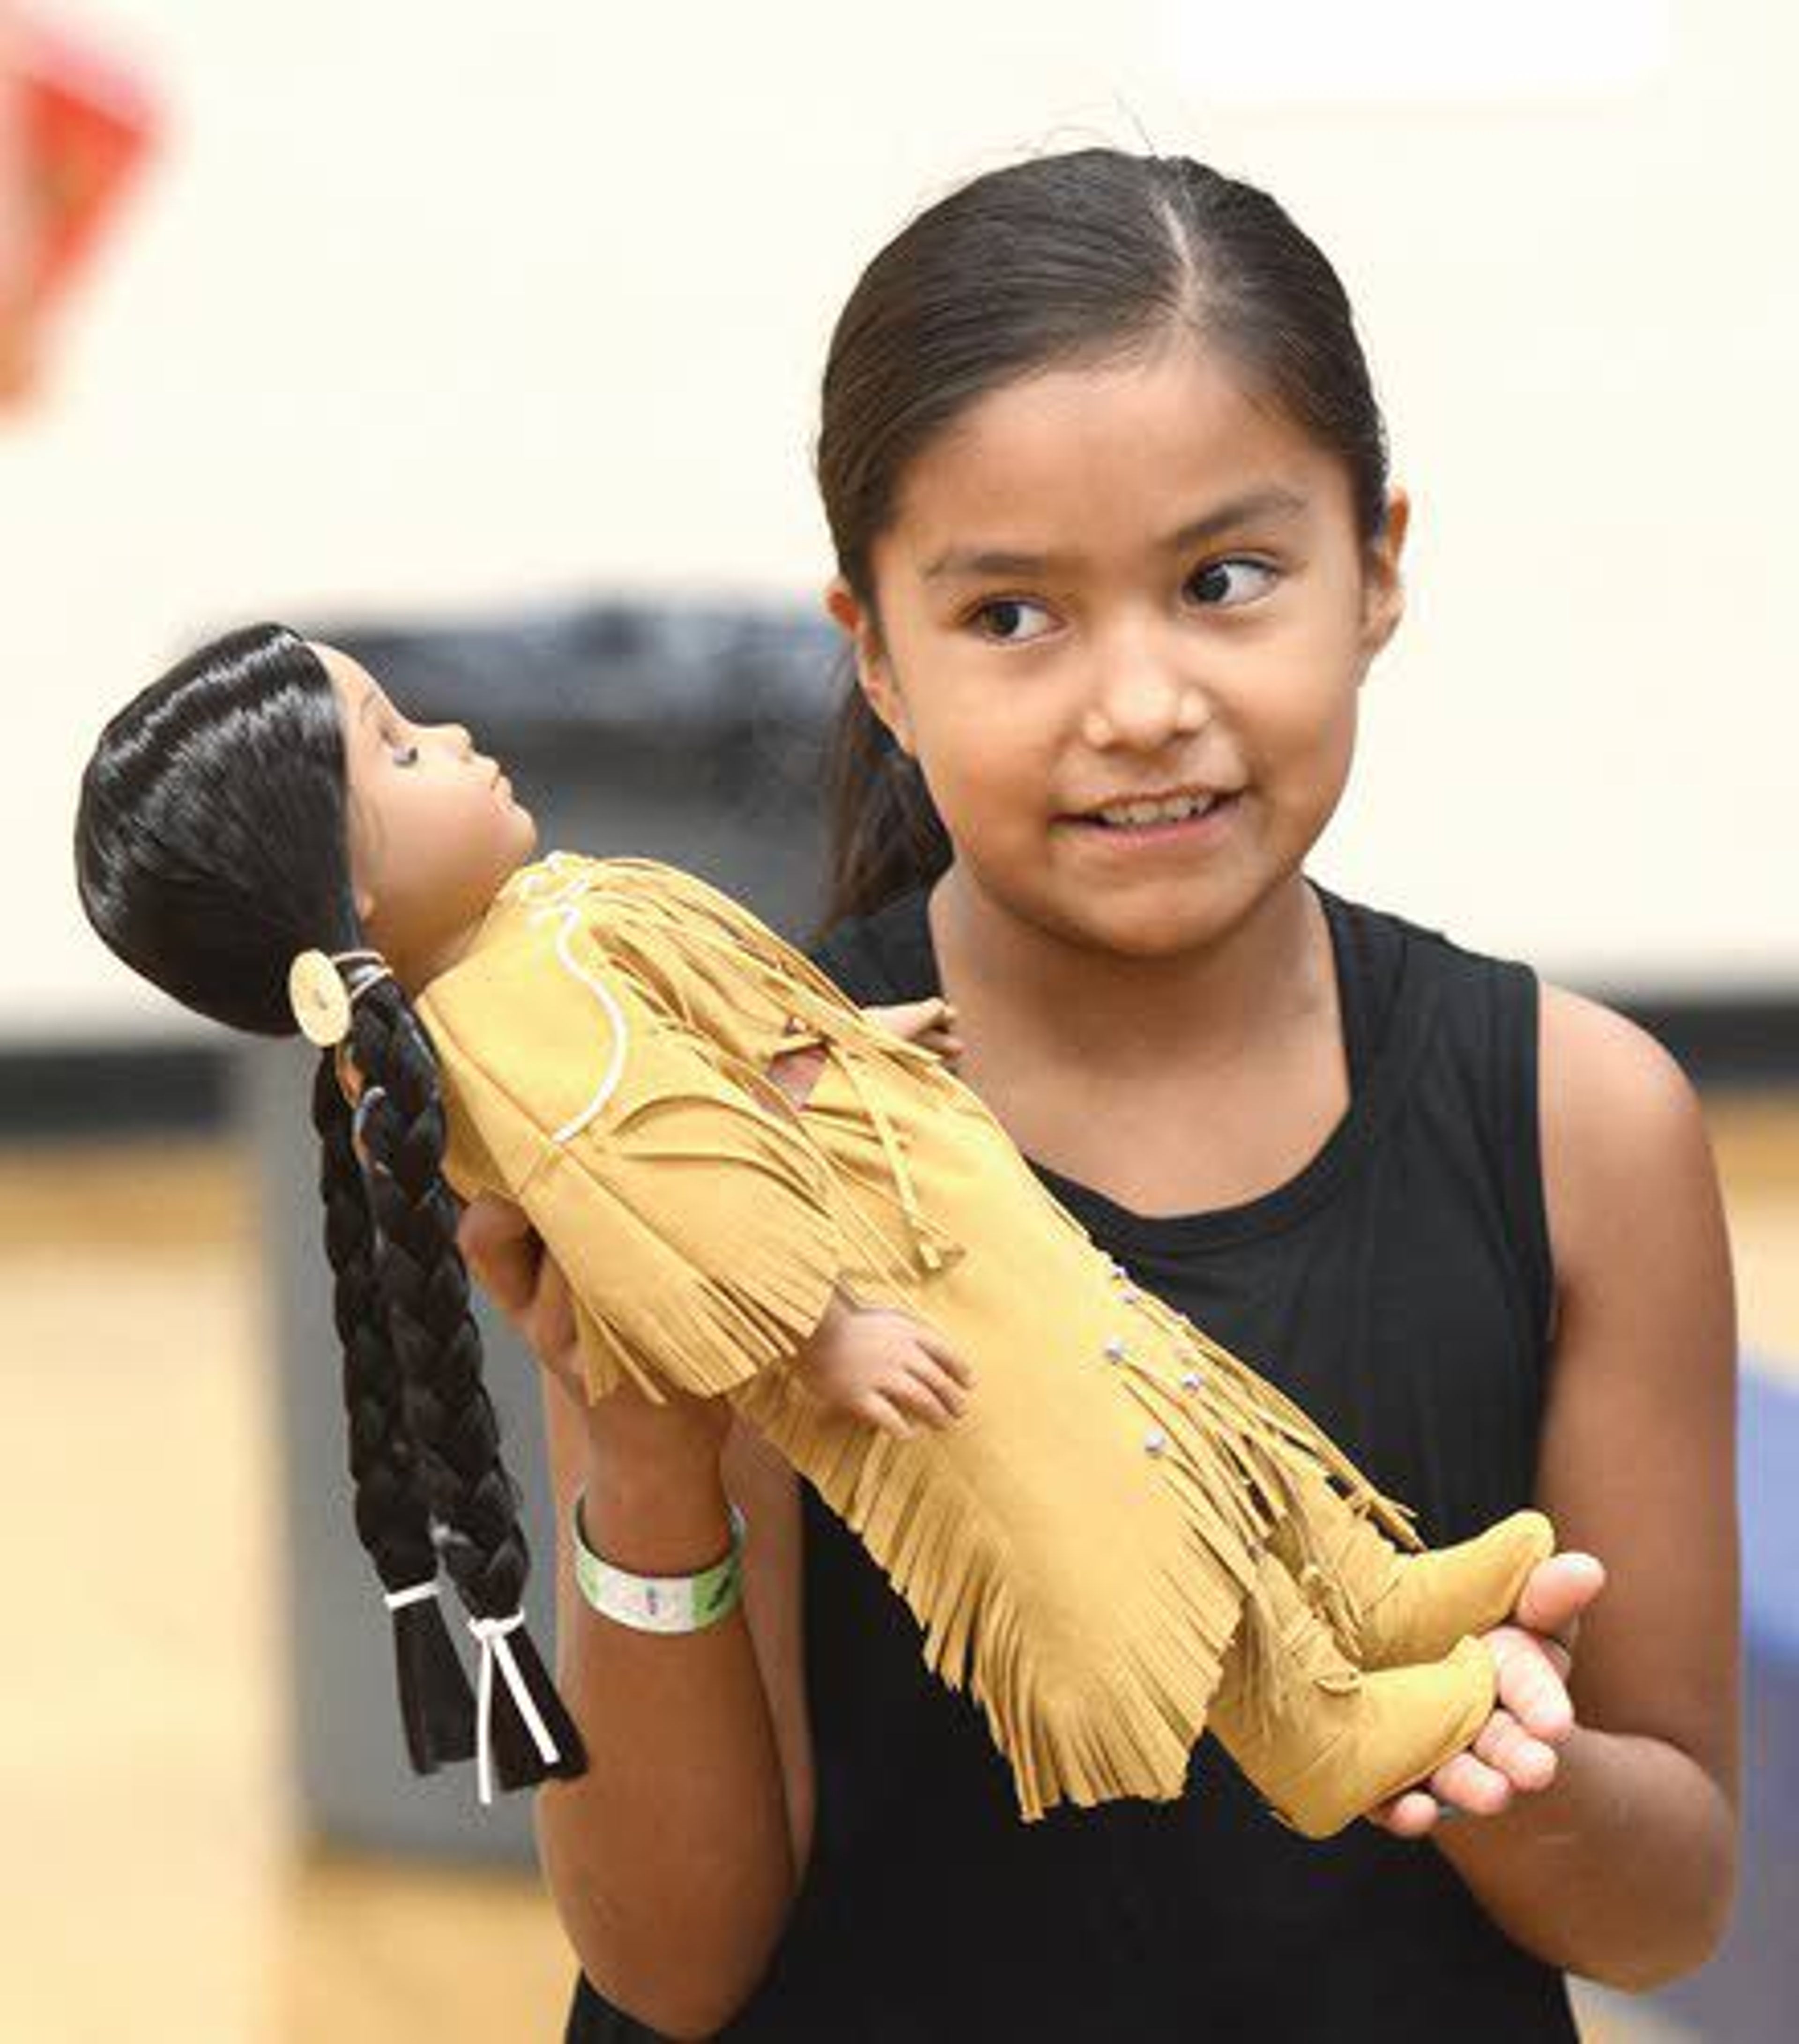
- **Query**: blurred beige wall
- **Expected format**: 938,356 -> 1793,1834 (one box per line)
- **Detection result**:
7,0 -> 1793,1044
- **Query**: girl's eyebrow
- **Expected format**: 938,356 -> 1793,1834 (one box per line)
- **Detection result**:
920,483 -> 1310,582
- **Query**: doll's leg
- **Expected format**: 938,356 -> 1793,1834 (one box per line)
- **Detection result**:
1203,1545 -> 1495,1840
1266,1453 -> 1555,1669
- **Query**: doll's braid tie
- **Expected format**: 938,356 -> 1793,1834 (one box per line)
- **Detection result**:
467,1610 -> 565,1806
288,946 -> 396,1046
383,1581 -> 439,1613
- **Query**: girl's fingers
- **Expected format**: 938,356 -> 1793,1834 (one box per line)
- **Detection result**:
1423,1747 -> 1513,1817
1470,1704 -> 1559,1792
1488,1626 -> 1577,1744
1513,1551 -> 1606,1640
1369,1703 -> 1561,1835
456,1193 -> 542,1315
1367,1788 -> 1442,1837
458,1194 -> 583,1391
528,1252 -> 579,1366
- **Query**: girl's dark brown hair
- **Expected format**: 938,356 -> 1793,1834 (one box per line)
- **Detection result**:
74,622 -> 584,1799
808,145 -> 1393,940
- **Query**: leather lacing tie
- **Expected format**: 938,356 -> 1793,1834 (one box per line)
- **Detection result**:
815,1037 -> 962,1276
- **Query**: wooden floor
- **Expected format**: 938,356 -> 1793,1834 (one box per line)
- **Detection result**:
11,1089 -> 1797,2041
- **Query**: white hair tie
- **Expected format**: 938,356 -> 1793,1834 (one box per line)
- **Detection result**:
467,1610 -> 562,1806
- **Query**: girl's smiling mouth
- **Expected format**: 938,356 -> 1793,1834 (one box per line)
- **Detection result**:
1062,788 -> 1244,846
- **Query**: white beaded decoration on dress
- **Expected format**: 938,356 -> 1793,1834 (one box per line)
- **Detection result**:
1143,1428 -> 1168,1456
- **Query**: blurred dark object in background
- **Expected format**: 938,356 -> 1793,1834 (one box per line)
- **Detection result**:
313,592 -> 845,881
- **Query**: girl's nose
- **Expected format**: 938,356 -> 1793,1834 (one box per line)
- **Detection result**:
1081,663 -> 1210,751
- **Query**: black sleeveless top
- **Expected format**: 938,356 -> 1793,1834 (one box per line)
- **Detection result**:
567,876 -> 1576,2043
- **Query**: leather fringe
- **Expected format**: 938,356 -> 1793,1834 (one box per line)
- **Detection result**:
506,855 -> 1432,1819
731,1357 -> 1281,1821
729,1272 -> 1414,1824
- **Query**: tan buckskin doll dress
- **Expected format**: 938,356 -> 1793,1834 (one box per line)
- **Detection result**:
413,851 -> 1427,1822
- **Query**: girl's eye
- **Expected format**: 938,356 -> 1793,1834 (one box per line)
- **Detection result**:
1189,557 -> 1279,607
389,737 -> 420,766
963,558 -> 1278,644
965,595 -> 1054,646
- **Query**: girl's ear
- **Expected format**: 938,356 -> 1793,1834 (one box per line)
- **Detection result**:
824,574 -> 916,757
1359,485 -> 1410,660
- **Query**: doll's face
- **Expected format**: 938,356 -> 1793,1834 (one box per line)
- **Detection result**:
315,641 -> 538,986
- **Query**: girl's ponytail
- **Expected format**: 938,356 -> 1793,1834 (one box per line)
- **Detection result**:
812,653 -> 950,945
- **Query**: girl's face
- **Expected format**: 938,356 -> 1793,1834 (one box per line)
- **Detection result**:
315,642 -> 538,983
828,336 -> 1409,959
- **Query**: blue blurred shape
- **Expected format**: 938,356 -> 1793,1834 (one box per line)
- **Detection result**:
1653,1358 -> 1799,2040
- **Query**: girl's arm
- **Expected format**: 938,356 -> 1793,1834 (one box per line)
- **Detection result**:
460,1195 -> 807,2042
1425,983 -> 1741,1991
539,1374 -> 796,2040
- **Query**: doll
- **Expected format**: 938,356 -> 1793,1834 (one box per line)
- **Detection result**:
75,621 -> 1556,1836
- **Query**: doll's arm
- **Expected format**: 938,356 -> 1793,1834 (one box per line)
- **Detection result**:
788,1284 -> 975,1438
858,997 -> 962,1064
763,999 -> 960,1117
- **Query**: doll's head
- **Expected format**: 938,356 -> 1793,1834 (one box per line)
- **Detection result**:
75,622 -> 365,1033
74,621 -> 581,1801
317,637 -> 538,995
74,622 -> 536,1021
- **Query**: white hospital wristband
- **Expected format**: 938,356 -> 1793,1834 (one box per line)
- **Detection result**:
571,1489 -> 747,1634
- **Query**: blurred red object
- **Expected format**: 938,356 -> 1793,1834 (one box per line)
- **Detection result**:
15,10 -> 158,311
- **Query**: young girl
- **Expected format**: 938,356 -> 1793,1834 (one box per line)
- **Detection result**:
452,149 -> 1736,2040
76,618 -> 1554,1839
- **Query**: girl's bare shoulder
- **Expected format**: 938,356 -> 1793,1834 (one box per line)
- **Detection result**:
1530,986 -> 1740,1801
1536,979 -> 1725,1299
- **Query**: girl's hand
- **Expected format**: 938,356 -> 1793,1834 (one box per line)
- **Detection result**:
863,997 -> 963,1065
795,1287 -> 976,1439
455,1191 -> 731,1465
1366,1549 -> 1608,1837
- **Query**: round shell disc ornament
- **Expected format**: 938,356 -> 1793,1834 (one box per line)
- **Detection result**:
289,948 -> 352,1045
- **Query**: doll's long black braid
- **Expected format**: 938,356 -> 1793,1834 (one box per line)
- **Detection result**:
308,1029 -> 477,1776
74,619 -> 584,1798
329,975 -> 582,1791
